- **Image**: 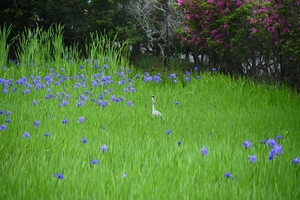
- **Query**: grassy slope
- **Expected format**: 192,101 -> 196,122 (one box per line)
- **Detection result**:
0,68 -> 299,200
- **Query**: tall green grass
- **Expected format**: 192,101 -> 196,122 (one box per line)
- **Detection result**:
2,24 -> 130,79
0,24 -> 13,70
0,25 -> 300,200
85,32 -> 130,75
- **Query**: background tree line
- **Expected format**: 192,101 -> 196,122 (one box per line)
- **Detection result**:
1,0 -> 299,90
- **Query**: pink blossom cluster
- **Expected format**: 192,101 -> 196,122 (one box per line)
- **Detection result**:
176,0 -> 300,61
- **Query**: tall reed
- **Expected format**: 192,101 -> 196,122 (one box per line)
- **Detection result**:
85,32 -> 130,75
4,24 -> 131,78
0,24 -> 13,72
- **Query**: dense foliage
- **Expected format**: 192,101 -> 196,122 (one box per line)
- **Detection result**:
176,0 -> 300,89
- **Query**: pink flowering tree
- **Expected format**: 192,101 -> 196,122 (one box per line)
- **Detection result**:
176,0 -> 258,73
176,0 -> 300,87
250,0 -> 300,82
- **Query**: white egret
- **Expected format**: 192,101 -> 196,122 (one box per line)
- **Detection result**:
151,95 -> 163,119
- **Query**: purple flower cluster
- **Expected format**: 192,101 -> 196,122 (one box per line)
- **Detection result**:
184,71 -> 191,82
268,144 -> 282,160
124,83 -> 136,93
244,135 -> 286,162
168,73 -> 178,83
260,135 -> 285,160
0,110 -> 12,131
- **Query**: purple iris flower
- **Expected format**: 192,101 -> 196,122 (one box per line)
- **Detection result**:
81,138 -> 87,144
268,144 -> 282,160
198,147 -> 209,156
126,101 -> 133,107
119,96 -> 125,102
32,100 -> 37,106
23,132 -> 30,138
2,89 -> 8,94
153,75 -> 162,83
0,124 -> 7,131
111,95 -> 119,102
248,155 -> 257,163
6,111 -> 12,117
267,139 -> 277,147
34,120 -> 41,127
65,94 -> 70,99
54,173 -> 64,179
77,116 -> 85,123
224,172 -> 234,179
260,139 -> 267,144
45,94 -> 53,99
90,159 -> 100,165
44,132 -> 50,137
242,140 -> 252,148
99,100 -> 108,108
129,87 -> 136,92
76,101 -> 84,107
184,77 -> 191,82
178,141 -> 182,146
80,94 -> 88,101
168,74 -> 176,79
292,157 -> 300,165
99,144 -> 108,153
62,119 -> 69,124
276,135 -> 284,140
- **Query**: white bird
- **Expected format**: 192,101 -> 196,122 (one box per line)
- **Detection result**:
151,95 -> 163,119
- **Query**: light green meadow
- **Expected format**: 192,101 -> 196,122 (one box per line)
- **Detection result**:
0,25 -> 300,200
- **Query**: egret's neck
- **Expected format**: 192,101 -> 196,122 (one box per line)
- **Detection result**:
152,104 -> 155,111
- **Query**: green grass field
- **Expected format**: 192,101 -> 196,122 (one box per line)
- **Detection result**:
0,25 -> 300,199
